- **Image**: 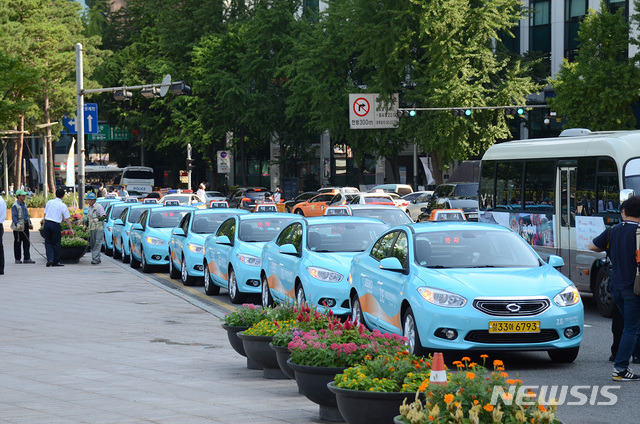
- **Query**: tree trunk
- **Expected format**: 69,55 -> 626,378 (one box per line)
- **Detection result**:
239,126 -> 247,187
430,151 -> 444,186
13,117 -> 24,190
278,139 -> 285,192
43,92 -> 55,193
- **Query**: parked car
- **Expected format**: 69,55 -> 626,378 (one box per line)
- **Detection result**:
418,197 -> 479,222
161,193 -> 206,208
406,191 -> 435,221
328,191 -> 359,206
347,204 -> 413,226
401,191 -> 430,203
348,221 -> 583,362
112,203 -> 162,262
261,216 -> 389,315
227,187 -> 270,211
349,193 -> 396,206
284,191 -> 319,213
129,206 -> 192,272
292,193 -> 336,217
168,208 -> 249,286
204,191 -> 226,204
370,184 -> 413,196
203,213 -> 301,303
102,202 -> 128,256
433,182 -> 478,199
318,186 -> 359,195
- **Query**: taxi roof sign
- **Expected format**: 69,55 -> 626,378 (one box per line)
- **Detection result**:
143,198 -> 159,204
124,197 -> 139,203
105,194 -> 118,199
164,199 -> 181,206
210,200 -> 229,208
429,209 -> 466,222
255,204 -> 277,213
324,206 -> 351,216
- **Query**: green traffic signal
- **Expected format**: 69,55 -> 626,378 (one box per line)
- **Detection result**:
409,110 -> 416,117
464,109 -> 471,116
517,107 -> 524,115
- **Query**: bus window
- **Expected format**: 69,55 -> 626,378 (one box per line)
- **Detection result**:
479,161 -> 496,210
624,157 -> 640,194
596,157 -> 620,214
576,157 -> 596,217
523,160 -> 555,212
495,162 -> 523,210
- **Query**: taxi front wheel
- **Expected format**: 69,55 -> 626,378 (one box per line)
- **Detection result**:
261,274 -> 274,308
228,268 -> 246,304
403,307 -> 425,356
168,251 -> 180,279
204,261 -> 220,295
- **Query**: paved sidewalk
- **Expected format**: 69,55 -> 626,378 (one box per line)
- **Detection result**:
0,231 -> 319,424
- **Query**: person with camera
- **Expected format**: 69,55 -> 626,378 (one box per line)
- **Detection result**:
10,190 -> 34,264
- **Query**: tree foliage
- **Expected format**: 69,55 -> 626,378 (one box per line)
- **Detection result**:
550,3 -> 640,130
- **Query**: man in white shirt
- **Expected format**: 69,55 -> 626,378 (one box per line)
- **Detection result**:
43,188 -> 75,267
0,194 -> 5,274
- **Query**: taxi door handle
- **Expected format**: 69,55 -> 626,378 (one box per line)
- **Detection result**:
377,281 -> 384,286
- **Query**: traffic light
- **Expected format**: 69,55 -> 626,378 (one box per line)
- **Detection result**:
170,82 -> 192,96
113,90 -> 132,101
505,107 -> 525,116
451,109 -> 472,117
186,158 -> 195,171
396,109 -> 417,117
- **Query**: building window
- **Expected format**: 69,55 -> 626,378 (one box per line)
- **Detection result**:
499,23 -> 520,54
605,0 -> 628,18
529,0 -> 551,74
565,0 -> 587,60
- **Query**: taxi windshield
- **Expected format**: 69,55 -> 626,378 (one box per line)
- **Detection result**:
148,210 -> 189,228
414,230 -> 541,268
307,222 -> 388,252
128,208 -> 147,223
192,214 -> 236,234
110,205 -> 128,218
239,217 -> 298,242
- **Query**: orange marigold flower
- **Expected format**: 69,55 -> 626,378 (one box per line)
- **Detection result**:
502,393 -> 513,401
527,391 -> 536,397
496,366 -> 505,371
452,360 -> 462,366
444,394 -> 455,404
364,355 -> 372,360
418,380 -> 429,392
538,404 -> 546,412
506,379 -> 516,385
461,356 -> 471,362
515,379 -> 523,384
484,404 -> 494,412
389,367 -> 395,372
469,362 -> 477,368
428,416 -> 434,421
480,354 -> 489,359
466,372 -> 475,380
501,372 -> 509,378
493,360 -> 504,367
473,400 -> 479,405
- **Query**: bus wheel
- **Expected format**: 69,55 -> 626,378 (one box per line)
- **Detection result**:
594,266 -> 614,318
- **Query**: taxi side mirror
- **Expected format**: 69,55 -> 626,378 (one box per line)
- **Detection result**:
216,235 -> 231,245
279,244 -> 298,255
547,255 -> 564,269
132,223 -> 143,231
379,257 -> 405,272
114,219 -> 124,226
171,228 -> 186,237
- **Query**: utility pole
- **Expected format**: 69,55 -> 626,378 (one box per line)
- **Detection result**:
187,143 -> 192,190
76,43 -> 85,208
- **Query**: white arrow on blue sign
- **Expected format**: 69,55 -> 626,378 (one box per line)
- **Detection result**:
62,103 -> 99,134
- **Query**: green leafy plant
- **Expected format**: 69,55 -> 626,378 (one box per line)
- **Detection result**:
334,351 -> 431,392
244,318 -> 297,337
222,304 -> 268,327
60,236 -> 89,247
397,356 -> 560,424
288,323 -> 408,368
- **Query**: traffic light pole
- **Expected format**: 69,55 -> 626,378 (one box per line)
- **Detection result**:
187,143 -> 192,190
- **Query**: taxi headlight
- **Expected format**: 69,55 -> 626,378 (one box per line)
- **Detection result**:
554,285 -> 580,307
237,253 -> 261,266
306,266 -> 343,283
145,236 -> 165,246
188,243 -> 204,254
417,287 -> 467,308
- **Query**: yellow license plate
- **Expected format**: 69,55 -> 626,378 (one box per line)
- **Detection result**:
488,321 -> 540,333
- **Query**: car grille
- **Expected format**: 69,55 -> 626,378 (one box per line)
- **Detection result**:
473,298 -> 550,316
464,330 -> 559,344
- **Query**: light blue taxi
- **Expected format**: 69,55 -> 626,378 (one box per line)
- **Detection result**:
348,222 -> 584,362
103,202 -> 128,256
129,206 -> 192,272
203,213 -> 301,303
113,203 -> 162,262
260,216 -> 389,316
168,208 -> 249,286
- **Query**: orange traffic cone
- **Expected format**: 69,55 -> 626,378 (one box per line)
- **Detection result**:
429,352 -> 447,385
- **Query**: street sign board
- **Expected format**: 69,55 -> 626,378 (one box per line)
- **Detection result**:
349,94 -> 399,129
217,150 -> 231,173
62,103 -> 99,134
88,124 -> 131,141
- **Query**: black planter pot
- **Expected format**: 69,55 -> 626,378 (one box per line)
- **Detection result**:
269,342 -> 295,379
238,332 -> 287,379
393,416 -> 406,424
287,359 -> 346,422
328,382 -> 413,424
221,325 -> 261,370
59,245 -> 87,263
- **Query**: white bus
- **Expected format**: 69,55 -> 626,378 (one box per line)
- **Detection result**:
479,129 -> 640,317
120,166 -> 155,194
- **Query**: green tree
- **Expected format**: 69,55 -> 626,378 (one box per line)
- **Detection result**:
550,3 -> 640,130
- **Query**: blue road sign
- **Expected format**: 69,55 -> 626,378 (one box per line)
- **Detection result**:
62,103 -> 99,134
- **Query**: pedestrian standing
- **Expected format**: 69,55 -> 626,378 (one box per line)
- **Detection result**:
97,183 -> 107,198
196,183 -> 206,203
84,192 -> 105,265
43,188 -> 75,267
273,185 -> 282,203
10,190 -> 34,264
0,194 -> 5,274
590,195 -> 640,381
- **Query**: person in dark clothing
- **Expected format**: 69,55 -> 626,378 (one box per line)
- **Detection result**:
11,190 -> 34,264
590,195 -> 640,381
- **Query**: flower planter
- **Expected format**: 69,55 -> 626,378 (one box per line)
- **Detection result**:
393,415 -> 405,424
287,360 -> 346,422
237,332 -> 287,379
59,245 -> 87,263
221,325 -> 261,370
328,383 -> 413,424
269,342 -> 295,379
